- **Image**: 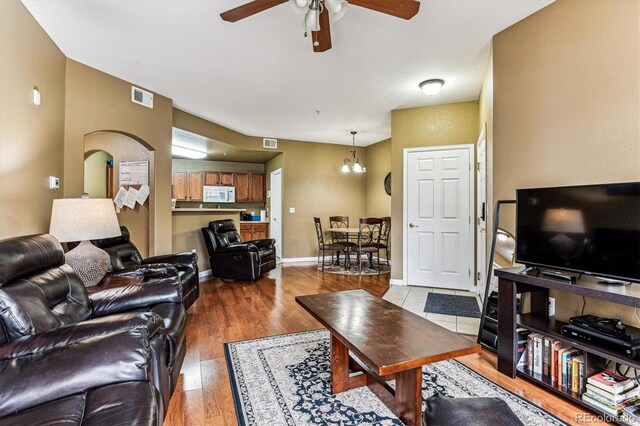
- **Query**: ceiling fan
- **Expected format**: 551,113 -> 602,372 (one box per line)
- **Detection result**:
220,0 -> 420,53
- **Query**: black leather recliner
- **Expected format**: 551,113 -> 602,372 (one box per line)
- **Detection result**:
201,219 -> 276,281
69,226 -> 199,310
0,234 -> 187,423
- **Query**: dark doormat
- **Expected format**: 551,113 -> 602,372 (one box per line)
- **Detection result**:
424,293 -> 481,318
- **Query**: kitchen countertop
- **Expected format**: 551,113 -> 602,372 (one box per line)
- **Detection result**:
172,208 -> 246,212
240,220 -> 269,224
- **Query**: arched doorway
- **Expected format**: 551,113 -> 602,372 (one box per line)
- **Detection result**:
84,131 -> 156,258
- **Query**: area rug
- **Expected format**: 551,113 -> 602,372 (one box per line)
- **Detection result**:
319,259 -> 390,276
424,293 -> 481,318
224,330 -> 566,426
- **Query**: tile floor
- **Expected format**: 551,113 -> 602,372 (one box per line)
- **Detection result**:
382,285 -> 482,336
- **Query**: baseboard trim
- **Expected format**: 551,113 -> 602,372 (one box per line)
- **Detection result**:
281,257 -> 317,263
199,269 -> 212,279
389,279 -> 405,286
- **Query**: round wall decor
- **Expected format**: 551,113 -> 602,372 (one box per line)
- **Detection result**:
384,173 -> 391,196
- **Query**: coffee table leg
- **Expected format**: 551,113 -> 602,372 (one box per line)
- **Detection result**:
330,334 -> 350,393
395,367 -> 422,426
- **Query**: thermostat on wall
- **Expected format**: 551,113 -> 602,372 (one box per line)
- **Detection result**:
48,176 -> 59,189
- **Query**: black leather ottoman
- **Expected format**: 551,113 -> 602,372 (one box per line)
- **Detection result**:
423,394 -> 524,426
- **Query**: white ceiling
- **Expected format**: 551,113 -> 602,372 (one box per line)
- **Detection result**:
23,0 -> 553,146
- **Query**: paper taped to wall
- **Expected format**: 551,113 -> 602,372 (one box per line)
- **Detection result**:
136,184 -> 149,205
125,188 -> 138,209
114,187 -> 127,209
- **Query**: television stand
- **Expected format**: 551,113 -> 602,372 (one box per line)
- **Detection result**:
596,277 -> 630,285
496,267 -> 640,424
541,270 -> 576,282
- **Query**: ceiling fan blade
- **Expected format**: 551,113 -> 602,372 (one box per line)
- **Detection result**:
349,0 -> 420,20
220,0 -> 287,23
312,7 -> 332,52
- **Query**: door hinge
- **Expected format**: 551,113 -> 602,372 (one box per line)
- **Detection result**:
468,269 -> 471,277
477,163 -> 480,171
477,272 -> 481,281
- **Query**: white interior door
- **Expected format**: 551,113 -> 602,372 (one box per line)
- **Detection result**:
404,145 -> 474,290
476,124 -> 487,297
270,169 -> 282,262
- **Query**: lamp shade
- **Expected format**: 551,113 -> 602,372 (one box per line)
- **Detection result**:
50,198 -> 121,242
289,0 -> 309,14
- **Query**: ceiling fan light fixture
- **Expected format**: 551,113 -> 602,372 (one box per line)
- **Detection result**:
325,0 -> 342,13
419,79 -> 445,96
289,0 -> 309,14
305,8 -> 320,31
329,1 -> 349,21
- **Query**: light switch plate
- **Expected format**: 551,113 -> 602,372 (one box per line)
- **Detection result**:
48,176 -> 59,189
289,207 -> 295,213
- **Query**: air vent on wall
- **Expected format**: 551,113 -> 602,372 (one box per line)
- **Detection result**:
263,138 -> 278,149
131,86 -> 153,109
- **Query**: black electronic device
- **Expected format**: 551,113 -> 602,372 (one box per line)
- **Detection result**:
516,182 -> 640,283
561,324 -> 640,358
569,314 -> 640,342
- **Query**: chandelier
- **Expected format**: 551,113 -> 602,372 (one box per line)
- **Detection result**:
289,0 -> 349,41
341,131 -> 365,173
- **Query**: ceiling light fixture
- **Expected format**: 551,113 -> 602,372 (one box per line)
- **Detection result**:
419,79 -> 445,96
290,0 -> 349,37
172,145 -> 207,159
341,131 -> 365,174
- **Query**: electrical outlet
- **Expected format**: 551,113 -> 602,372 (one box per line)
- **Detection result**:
289,207 -> 296,213
548,297 -> 556,317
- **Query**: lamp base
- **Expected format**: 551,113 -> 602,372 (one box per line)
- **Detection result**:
65,240 -> 110,287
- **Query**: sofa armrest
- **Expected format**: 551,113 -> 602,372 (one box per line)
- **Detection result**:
212,243 -> 258,254
248,239 -> 276,250
89,277 -> 183,317
0,312 -> 164,361
111,263 -> 179,280
0,329 -> 153,417
143,252 -> 197,268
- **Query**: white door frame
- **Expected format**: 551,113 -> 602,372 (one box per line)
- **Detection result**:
270,168 -> 283,262
476,124 -> 488,297
402,144 -> 475,288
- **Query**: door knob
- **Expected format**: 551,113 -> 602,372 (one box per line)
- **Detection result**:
409,223 -> 418,228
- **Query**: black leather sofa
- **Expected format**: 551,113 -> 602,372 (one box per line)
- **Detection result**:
0,234 -> 187,424
69,226 -> 199,310
201,219 -> 276,281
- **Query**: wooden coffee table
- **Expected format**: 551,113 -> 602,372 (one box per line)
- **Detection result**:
296,290 -> 480,426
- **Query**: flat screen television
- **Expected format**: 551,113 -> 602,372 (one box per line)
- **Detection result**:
516,182 -> 640,283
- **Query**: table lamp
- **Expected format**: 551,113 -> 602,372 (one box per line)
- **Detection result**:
49,196 -> 121,286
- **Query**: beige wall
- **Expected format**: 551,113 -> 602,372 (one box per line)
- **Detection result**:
0,0 -> 66,238
390,101 -> 480,281
64,60 -> 174,255
85,132 -> 153,257
84,150 -> 112,198
173,109 -> 367,259
493,0 -> 640,321
364,139 -> 391,217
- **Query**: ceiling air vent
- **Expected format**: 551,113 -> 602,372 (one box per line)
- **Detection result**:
131,86 -> 153,109
263,138 -> 278,149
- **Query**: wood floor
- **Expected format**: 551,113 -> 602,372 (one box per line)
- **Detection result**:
163,264 -> 610,426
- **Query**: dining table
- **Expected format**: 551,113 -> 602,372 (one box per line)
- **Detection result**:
327,227 -> 366,271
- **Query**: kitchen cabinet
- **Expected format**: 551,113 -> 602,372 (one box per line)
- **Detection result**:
204,171 -> 220,186
235,173 -> 250,202
235,173 -> 265,202
172,170 -> 203,201
240,222 -> 268,241
204,171 -> 235,187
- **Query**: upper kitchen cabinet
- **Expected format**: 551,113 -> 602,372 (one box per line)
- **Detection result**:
173,170 -> 203,201
234,173 -> 250,202
250,174 -> 265,203
234,173 -> 265,202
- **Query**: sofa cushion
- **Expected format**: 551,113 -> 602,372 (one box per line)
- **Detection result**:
0,234 -> 64,286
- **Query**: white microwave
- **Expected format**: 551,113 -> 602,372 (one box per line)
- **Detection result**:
203,186 -> 235,203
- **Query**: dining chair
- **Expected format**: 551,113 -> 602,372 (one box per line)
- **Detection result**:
313,217 -> 343,271
378,216 -> 391,266
329,215 -> 354,266
347,217 -> 383,273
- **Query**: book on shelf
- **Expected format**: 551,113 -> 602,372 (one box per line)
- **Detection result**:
550,340 -> 563,383
561,349 -> 580,389
582,394 -> 640,417
543,337 -> 551,376
533,334 -> 543,375
622,399 -> 640,425
586,384 -> 640,405
588,370 -> 636,394
572,355 -> 584,393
